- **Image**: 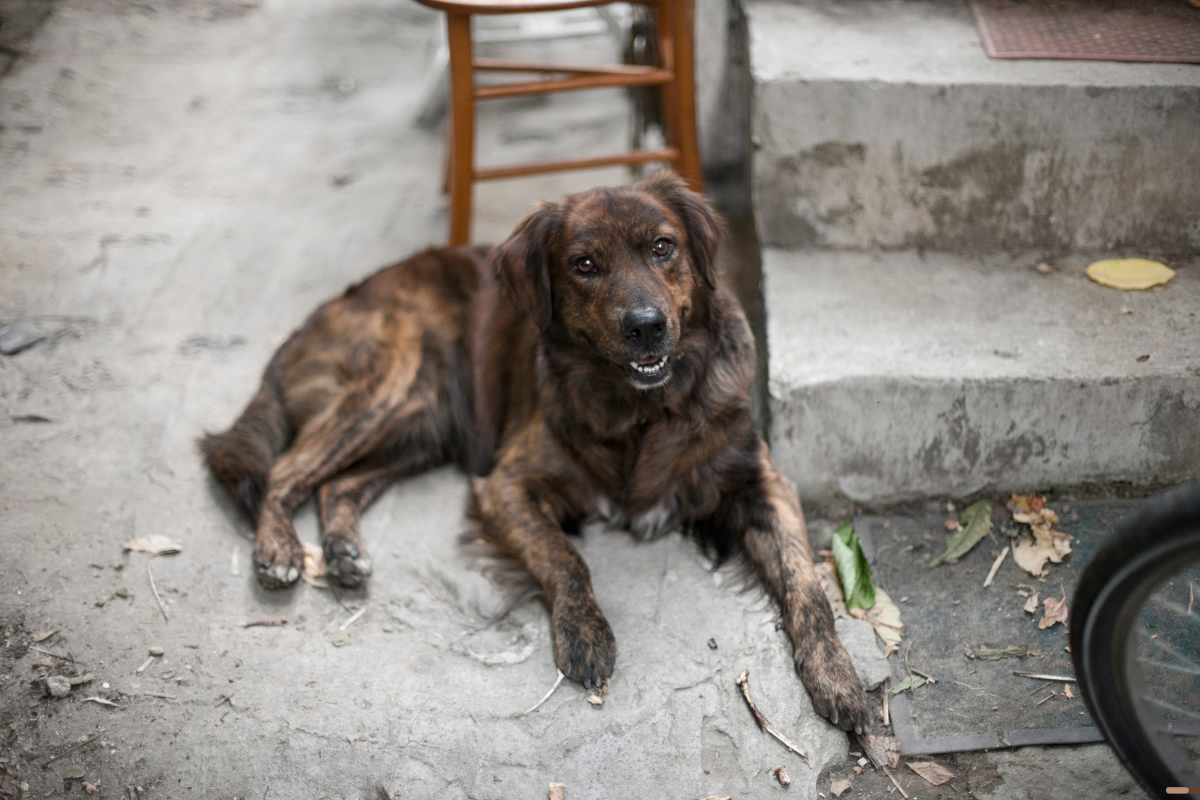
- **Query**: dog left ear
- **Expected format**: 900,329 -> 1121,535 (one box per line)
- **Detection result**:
492,202 -> 561,331
638,171 -> 722,289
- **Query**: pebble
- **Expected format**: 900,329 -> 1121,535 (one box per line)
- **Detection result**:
148,645 -> 164,656
44,675 -> 72,698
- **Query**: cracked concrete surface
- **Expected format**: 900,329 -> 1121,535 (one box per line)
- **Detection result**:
0,2 -> 849,797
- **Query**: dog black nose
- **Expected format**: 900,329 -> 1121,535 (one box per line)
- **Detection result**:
621,307 -> 666,347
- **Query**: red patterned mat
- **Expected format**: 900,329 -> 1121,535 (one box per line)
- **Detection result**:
971,0 -> 1200,64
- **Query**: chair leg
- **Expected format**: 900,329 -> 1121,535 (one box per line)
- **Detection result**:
667,0 -> 702,191
654,0 -> 678,173
447,12 -> 475,245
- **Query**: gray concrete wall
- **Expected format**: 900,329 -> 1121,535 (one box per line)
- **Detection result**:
748,0 -> 1200,255
696,0 -> 752,182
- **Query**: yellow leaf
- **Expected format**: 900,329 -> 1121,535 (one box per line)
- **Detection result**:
1086,258 -> 1175,290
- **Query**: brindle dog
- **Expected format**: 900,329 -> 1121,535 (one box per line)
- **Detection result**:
201,172 -> 869,731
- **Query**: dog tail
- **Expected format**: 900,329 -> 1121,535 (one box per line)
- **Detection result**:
199,375 -> 291,523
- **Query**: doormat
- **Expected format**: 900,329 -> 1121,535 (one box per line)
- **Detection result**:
971,0 -> 1200,64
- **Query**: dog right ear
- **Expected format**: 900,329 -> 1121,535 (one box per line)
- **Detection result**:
492,202 -> 561,331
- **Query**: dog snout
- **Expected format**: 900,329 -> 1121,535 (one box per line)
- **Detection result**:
621,307 -> 667,349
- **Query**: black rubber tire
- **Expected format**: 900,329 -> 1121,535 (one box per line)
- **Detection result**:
1070,481 -> 1200,798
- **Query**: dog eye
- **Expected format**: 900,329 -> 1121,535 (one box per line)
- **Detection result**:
571,256 -> 598,275
651,237 -> 675,260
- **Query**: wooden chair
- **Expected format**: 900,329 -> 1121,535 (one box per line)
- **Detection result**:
414,0 -> 702,245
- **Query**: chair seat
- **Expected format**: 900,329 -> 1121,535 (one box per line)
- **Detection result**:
414,0 -> 636,15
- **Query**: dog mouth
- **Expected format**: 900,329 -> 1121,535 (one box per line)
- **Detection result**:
627,354 -> 671,388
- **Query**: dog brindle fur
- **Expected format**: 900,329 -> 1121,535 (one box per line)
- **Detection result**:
201,172 -> 869,731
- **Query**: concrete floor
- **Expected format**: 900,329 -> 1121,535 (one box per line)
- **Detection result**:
0,2 -> 1140,799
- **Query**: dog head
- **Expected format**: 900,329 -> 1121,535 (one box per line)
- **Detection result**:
494,172 -> 721,391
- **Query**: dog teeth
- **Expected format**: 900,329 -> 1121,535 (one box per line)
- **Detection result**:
629,357 -> 667,375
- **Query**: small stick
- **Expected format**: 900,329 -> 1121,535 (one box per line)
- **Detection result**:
1035,691 -> 1057,706
882,765 -> 909,799
31,646 -> 79,664
147,564 -> 169,622
339,607 -> 367,631
242,618 -> 288,629
132,691 -> 177,700
909,667 -> 937,684
1013,671 -> 1076,683
40,732 -> 102,767
983,548 -> 1008,588
524,670 -> 566,715
81,696 -> 120,708
736,670 -> 808,762
135,656 -> 154,674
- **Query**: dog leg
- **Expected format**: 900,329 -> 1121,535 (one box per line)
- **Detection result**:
317,464 -> 397,589
473,469 -> 616,689
737,441 -> 869,733
317,443 -> 444,588
255,362 -> 426,588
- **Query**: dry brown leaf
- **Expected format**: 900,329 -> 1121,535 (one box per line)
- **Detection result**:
1064,684 -> 1074,699
907,760 -> 955,786
1023,592 -> 1040,614
831,777 -> 852,797
302,543 -> 329,589
817,560 -> 849,619
1039,594 -> 1069,630
862,734 -> 901,769
773,766 -> 791,786
123,535 -> 181,556
944,516 -> 960,531
867,588 -> 903,656
1008,495 -> 1072,577
547,784 -> 566,800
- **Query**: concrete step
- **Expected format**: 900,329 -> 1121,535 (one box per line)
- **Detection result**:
763,248 -> 1200,505
746,0 -> 1200,255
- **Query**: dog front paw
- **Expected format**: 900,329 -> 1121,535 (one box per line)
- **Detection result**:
551,598 -> 616,690
795,638 -> 870,733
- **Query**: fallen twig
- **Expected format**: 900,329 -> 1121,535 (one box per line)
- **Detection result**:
1035,691 -> 1057,706
131,691 -> 177,701
983,548 -> 1008,588
31,645 -> 79,664
735,670 -> 808,762
909,666 -> 937,684
339,607 -> 366,631
81,696 -> 121,709
524,670 -> 565,715
40,731 -> 103,767
882,765 -> 909,799
242,618 -> 288,629
135,656 -> 154,674
1013,671 -> 1076,683
147,564 -> 169,622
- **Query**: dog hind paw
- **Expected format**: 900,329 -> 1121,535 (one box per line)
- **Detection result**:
323,537 -> 373,588
253,539 -> 304,590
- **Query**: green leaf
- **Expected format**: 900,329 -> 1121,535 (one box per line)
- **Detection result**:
930,499 -> 993,566
832,521 -> 876,611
